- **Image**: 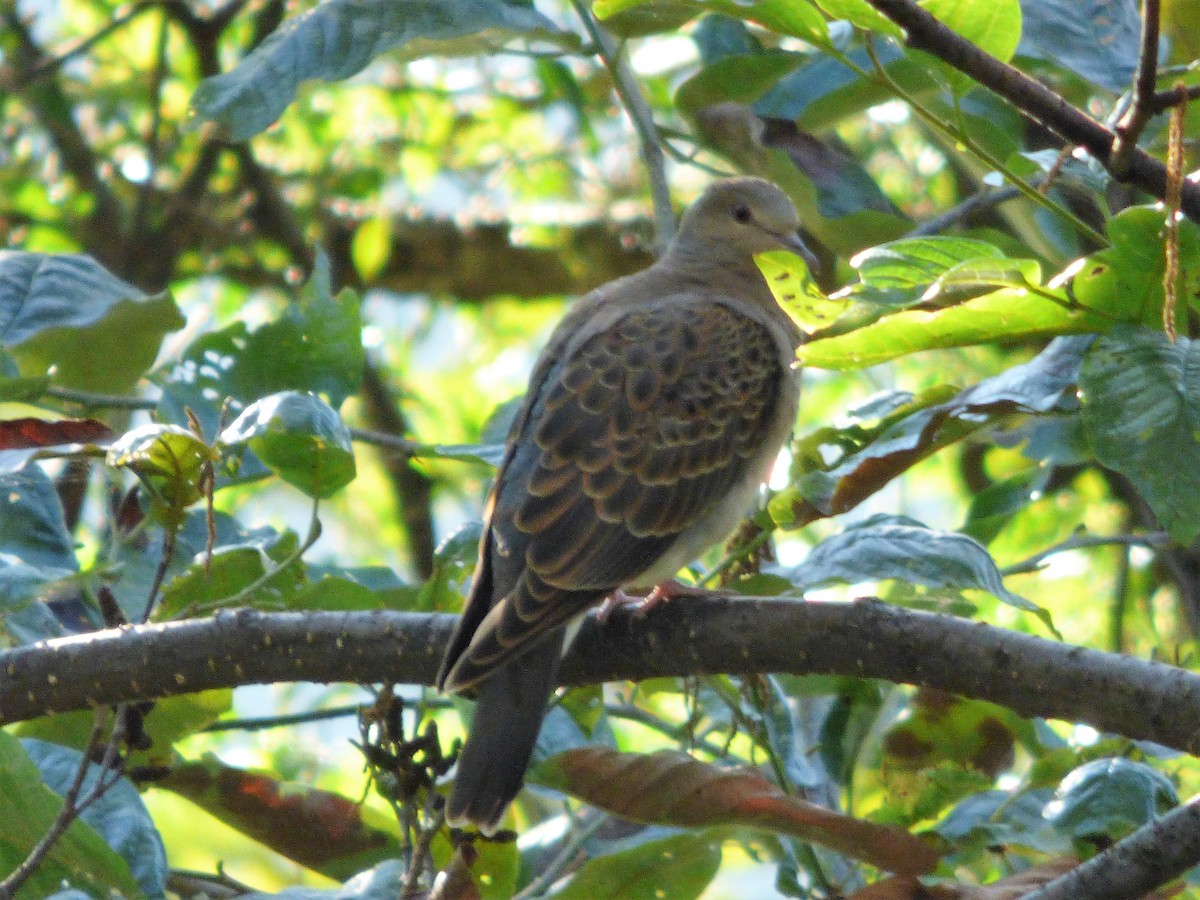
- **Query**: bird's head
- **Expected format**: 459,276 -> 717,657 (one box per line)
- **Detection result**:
672,177 -> 817,270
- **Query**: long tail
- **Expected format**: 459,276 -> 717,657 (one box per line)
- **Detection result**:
445,631 -> 564,834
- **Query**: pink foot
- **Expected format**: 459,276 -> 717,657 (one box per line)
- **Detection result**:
596,579 -> 730,623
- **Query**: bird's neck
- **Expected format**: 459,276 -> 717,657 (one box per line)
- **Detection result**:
661,243 -> 772,298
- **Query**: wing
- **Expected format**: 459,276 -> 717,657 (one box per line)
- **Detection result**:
439,299 -> 787,692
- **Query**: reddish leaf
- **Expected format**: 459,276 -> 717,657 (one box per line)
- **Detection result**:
160,758 -> 396,879
0,416 -> 112,450
537,748 -> 940,875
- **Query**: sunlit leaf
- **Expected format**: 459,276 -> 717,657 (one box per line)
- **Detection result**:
106,424 -> 213,527
552,831 -> 722,900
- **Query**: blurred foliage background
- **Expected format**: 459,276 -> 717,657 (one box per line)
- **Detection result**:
2,0 -> 1200,896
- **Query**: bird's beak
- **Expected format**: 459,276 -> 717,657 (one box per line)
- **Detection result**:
778,231 -> 819,272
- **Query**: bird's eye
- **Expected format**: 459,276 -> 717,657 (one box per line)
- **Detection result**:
733,204 -> 752,224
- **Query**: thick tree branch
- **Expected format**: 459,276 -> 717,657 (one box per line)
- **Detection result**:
864,0 -> 1200,222
6,598 -> 1200,761
323,216 -> 654,302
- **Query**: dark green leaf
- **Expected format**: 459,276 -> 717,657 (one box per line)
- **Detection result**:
0,561 -> 69,646
191,0 -> 572,140
675,50 -> 805,114
783,514 -> 1036,612
936,788 -> 1066,856
1080,325 -> 1200,544
1018,0 -> 1141,91
1046,757 -> 1177,849
0,250 -> 183,394
220,391 -> 356,499
25,738 -> 168,898
0,464 -> 77,571
776,337 -> 1087,526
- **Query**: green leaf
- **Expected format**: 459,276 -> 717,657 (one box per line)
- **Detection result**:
220,391 -> 356,499
157,252 -> 366,438
756,249 -> 849,333
848,236 -> 1006,307
797,280 -> 1082,370
0,731 -> 143,899
190,0 -> 572,141
1018,0 -> 1141,92
16,690 -> 232,767
106,424 -> 213,527
1045,758 -> 1177,852
552,831 -> 722,900
1079,325 -> 1200,544
596,0 -> 828,43
936,788 -> 1067,857
156,531 -> 302,618
783,514 -> 1037,612
1071,206 -> 1200,329
778,337 -> 1088,526
919,0 -> 1021,95
24,738 -> 169,898
813,0 -> 903,37
0,251 -> 184,394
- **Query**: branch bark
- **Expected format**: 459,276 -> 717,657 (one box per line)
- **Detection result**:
5,598 -> 1200,758
864,0 -> 1200,222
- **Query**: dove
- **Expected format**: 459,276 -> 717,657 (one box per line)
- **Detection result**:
437,177 -> 812,834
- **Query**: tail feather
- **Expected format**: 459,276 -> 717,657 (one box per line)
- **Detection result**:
446,632 -> 563,834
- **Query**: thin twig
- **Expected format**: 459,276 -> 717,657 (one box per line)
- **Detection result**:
861,36 -> 1107,247
908,184 -> 1023,236
15,1 -> 156,85
570,0 -> 674,253
514,813 -> 608,899
141,521 -> 179,622
1000,531 -> 1171,577
45,385 -> 158,411
203,703 -> 367,732
862,0 -> 1200,221
1110,0 -> 1162,178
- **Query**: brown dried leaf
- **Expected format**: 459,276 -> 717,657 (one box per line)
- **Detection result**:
537,747 -> 940,875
